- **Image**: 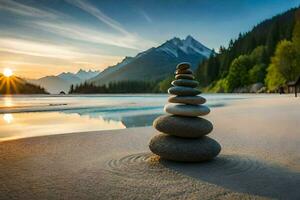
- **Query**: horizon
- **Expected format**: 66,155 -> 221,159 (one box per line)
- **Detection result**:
0,0 -> 299,79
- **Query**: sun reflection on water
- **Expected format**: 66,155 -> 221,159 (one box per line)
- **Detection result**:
3,113 -> 13,123
0,112 -> 127,142
4,96 -> 13,107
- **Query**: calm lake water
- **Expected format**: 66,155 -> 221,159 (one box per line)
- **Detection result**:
0,94 -> 279,141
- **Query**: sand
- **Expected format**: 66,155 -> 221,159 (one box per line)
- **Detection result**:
0,96 -> 300,200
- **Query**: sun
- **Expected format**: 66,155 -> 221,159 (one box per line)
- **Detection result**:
3,68 -> 13,77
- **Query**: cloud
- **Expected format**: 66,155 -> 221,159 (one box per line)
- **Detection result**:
139,10 -> 153,23
64,0 -> 156,49
1,0 -> 156,50
0,37 -> 80,59
0,37 -> 121,60
0,0 -> 58,18
0,38 -> 123,78
32,21 -> 147,50
0,0 -> 157,78
65,0 -> 130,35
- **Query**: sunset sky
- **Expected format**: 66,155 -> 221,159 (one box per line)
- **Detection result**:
0,0 -> 299,79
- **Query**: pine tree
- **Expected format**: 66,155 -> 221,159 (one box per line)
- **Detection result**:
292,10 -> 300,52
69,84 -> 74,94
266,21 -> 280,56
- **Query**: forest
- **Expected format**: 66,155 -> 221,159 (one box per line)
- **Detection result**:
195,7 -> 300,92
69,81 -> 159,94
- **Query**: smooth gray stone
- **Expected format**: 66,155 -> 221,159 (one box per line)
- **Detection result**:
149,134 -> 221,162
175,69 -> 193,75
172,79 -> 199,88
175,74 -> 194,80
153,115 -> 213,138
168,96 -> 206,105
176,62 -> 191,70
164,104 -> 210,116
168,86 -> 200,96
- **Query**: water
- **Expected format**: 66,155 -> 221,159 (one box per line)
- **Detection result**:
0,94 -> 280,141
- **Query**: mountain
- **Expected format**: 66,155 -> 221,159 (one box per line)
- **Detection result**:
76,69 -> 100,80
90,35 -> 213,85
58,69 -> 100,84
58,72 -> 82,85
0,74 -> 48,94
28,69 -> 100,94
28,76 -> 70,94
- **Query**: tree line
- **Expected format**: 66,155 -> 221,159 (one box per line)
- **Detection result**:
69,80 -> 161,94
196,7 -> 300,92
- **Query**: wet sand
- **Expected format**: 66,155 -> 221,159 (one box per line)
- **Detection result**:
0,96 -> 300,199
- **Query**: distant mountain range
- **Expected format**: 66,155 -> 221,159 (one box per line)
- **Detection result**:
90,35 -> 213,86
27,35 -> 212,94
27,69 -> 100,94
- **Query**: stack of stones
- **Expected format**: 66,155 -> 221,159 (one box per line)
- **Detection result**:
149,62 -> 221,162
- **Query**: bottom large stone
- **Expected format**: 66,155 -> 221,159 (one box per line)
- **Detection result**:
149,134 -> 221,162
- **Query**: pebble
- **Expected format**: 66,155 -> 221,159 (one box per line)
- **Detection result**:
164,104 -> 210,116
149,134 -> 221,162
153,115 -> 213,137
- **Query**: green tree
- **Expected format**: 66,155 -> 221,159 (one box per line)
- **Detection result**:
158,76 -> 173,93
249,64 -> 266,83
69,84 -> 74,94
226,55 -> 253,92
292,10 -> 300,52
209,78 -> 229,93
265,63 -> 286,91
196,53 -> 220,86
292,9 -> 300,68
250,46 -> 267,63
266,40 -> 299,90
266,21 -> 280,55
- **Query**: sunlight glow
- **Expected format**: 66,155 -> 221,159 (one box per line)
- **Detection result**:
3,68 -> 13,77
0,74 -> 22,94
3,114 -> 13,123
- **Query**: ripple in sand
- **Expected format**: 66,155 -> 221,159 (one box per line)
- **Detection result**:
105,152 -> 194,186
203,155 -> 265,176
161,154 -> 268,179
106,153 -> 164,177
106,153 -> 266,180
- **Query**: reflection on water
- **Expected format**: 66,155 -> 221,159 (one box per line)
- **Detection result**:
3,113 -> 13,123
0,107 -> 164,142
62,105 -> 164,127
3,96 -> 13,107
0,112 -> 126,142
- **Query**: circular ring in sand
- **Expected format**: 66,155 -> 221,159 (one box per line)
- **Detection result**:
106,153 -> 165,177
105,153 -> 196,186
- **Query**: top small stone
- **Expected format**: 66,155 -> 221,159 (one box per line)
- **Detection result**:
176,62 -> 191,70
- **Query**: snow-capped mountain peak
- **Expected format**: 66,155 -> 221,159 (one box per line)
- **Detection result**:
76,69 -> 100,80
90,35 -> 212,86
157,35 -> 212,58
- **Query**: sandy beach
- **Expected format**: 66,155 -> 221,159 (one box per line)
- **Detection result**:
1,96 -> 300,200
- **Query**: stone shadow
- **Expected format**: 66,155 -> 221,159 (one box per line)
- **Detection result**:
160,154 -> 300,199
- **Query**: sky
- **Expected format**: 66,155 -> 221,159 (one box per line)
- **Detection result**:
0,0 -> 299,79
